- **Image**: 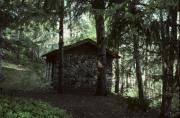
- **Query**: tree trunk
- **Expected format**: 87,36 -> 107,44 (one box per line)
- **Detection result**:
0,28 -> 2,76
58,0 -> 64,94
160,6 -> 178,118
115,58 -> 120,93
133,36 -> 145,102
92,0 -> 107,95
126,72 -> 129,91
95,11 -> 107,95
69,5 -> 73,39
16,30 -> 20,63
178,5 -> 180,116
120,53 -> 125,95
144,42 -> 148,97
160,49 -> 174,118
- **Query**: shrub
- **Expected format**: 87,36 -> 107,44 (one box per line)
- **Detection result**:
0,97 -> 71,118
124,97 -> 151,112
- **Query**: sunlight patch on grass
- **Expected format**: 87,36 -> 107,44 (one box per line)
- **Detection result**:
1,62 -> 29,71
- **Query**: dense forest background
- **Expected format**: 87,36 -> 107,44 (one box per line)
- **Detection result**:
0,0 -> 179,118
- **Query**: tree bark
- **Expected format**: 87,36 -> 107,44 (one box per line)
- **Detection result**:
115,58 -> 120,93
120,52 -> 125,95
133,36 -> 145,103
160,6 -> 178,118
16,29 -> 20,63
58,0 -> 64,94
0,28 -> 2,77
95,11 -> 107,95
92,0 -> 107,95
69,4 -> 73,39
178,4 -> 180,116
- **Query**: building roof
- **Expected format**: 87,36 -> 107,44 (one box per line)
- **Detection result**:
43,38 -> 120,59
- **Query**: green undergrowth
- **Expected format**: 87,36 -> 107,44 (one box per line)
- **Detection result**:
116,96 -> 151,112
0,61 -> 49,90
0,97 -> 71,118
125,97 -> 151,111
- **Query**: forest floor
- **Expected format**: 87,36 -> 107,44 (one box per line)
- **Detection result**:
1,89 -> 160,118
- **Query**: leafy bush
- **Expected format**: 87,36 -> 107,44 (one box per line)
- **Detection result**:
0,97 -> 71,118
124,97 -> 151,112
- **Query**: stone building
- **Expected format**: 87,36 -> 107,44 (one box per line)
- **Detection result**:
43,39 -> 119,92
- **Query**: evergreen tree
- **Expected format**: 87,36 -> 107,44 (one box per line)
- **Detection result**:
91,0 -> 108,95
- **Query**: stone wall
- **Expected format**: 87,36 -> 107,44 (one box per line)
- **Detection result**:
50,54 -> 113,91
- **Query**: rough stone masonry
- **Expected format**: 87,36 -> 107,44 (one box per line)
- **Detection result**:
51,54 -> 112,91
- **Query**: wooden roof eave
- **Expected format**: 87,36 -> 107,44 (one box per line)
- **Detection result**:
42,39 -> 120,59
